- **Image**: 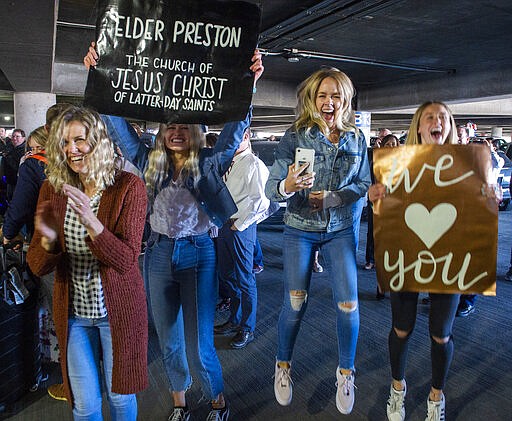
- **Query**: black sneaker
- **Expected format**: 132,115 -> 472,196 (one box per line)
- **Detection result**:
206,405 -> 230,421
214,321 -> 239,335
216,298 -> 231,312
505,269 -> 512,282
230,330 -> 254,349
168,407 -> 190,421
456,303 -> 475,317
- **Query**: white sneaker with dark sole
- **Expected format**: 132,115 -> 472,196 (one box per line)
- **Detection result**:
206,406 -> 230,421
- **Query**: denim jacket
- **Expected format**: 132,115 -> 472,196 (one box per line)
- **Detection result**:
265,125 -> 370,232
102,108 -> 251,228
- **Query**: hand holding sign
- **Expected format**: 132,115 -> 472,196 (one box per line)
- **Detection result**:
250,49 -> 264,86
84,42 -> 99,69
368,183 -> 386,202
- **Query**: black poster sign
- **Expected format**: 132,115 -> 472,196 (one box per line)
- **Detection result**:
84,0 -> 261,124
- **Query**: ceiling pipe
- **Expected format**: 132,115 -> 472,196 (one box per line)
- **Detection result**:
261,48 -> 455,74
252,114 -> 295,120
57,20 -> 95,29
259,0 -> 343,44
259,0 -> 405,50
56,9 -> 451,74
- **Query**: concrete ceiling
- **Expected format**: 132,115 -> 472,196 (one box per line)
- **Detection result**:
1,0 -> 512,136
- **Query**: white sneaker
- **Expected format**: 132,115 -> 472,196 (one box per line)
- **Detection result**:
274,361 -> 293,406
335,368 -> 356,414
386,382 -> 406,421
425,394 -> 445,421
168,407 -> 190,421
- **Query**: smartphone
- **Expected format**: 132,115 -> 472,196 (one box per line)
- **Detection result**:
295,148 -> 315,174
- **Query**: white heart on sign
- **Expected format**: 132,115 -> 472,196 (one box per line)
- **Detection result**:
404,203 -> 457,249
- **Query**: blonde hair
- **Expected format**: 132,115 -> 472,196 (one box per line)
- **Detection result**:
27,126 -> 48,151
406,101 -> 458,145
45,103 -> 73,129
46,106 -> 116,192
144,124 -> 205,198
295,67 -> 358,135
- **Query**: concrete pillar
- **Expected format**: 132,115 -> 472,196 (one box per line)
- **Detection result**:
13,92 -> 56,136
491,127 -> 503,138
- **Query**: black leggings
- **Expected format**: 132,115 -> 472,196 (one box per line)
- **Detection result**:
388,292 -> 459,390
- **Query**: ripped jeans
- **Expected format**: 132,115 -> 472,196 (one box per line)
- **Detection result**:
276,225 -> 359,370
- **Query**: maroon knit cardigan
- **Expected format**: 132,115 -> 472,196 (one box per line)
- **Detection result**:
27,171 -> 149,405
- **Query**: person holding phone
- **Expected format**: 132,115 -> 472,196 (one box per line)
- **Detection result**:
265,67 -> 370,415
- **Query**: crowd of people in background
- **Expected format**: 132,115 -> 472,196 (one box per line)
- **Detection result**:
2,35 -> 511,421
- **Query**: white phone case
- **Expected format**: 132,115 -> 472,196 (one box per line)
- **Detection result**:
294,148 -> 315,174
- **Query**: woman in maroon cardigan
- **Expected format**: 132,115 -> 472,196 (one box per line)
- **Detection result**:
27,106 -> 148,420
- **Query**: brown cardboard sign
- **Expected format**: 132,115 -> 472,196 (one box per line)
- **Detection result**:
373,144 -> 497,295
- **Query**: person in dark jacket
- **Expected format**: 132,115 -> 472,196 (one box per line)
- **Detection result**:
3,103 -> 73,245
2,126 -> 47,244
4,128 -> 26,201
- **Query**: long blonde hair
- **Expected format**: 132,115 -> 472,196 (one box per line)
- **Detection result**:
144,124 -> 205,198
295,67 -> 358,135
46,107 -> 116,192
406,101 -> 458,145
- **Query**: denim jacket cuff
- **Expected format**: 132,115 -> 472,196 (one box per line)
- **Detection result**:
324,191 -> 343,208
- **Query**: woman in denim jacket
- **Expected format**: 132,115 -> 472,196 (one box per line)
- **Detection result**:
85,45 -> 263,421
266,67 -> 370,415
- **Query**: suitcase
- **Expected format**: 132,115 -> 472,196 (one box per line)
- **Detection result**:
0,243 -> 45,412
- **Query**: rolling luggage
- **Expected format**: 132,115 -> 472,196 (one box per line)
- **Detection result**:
0,243 -> 44,412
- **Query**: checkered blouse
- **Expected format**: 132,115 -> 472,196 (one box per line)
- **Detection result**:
64,190 -> 106,318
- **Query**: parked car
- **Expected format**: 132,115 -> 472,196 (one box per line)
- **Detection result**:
251,140 -> 285,227
500,142 -> 512,161
498,152 -> 511,211
251,139 -> 279,167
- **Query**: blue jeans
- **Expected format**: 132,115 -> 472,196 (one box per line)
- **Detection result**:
217,222 -> 257,332
277,225 -> 360,370
253,237 -> 263,267
67,316 -> 137,421
144,232 -> 224,399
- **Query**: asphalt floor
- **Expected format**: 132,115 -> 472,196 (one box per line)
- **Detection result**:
3,208 -> 512,420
